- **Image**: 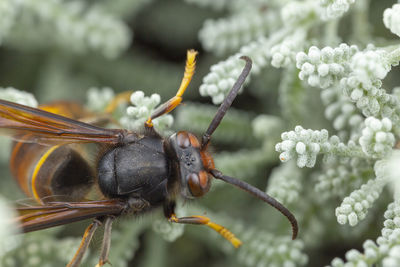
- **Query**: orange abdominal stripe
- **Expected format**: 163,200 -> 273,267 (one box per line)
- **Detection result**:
31,145 -> 60,203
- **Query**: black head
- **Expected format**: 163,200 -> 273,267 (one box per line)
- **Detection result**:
170,56 -> 299,239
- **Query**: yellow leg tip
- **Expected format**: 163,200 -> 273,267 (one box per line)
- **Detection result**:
204,220 -> 242,248
169,214 -> 178,222
231,238 -> 243,248
145,118 -> 153,128
95,260 -> 110,267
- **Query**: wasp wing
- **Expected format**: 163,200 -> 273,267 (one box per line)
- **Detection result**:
0,99 -> 126,145
15,200 -> 125,232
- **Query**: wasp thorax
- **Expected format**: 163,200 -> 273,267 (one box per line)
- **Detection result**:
169,131 -> 212,198
98,136 -> 169,205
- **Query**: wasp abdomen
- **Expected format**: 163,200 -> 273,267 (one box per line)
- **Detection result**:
9,102 -> 96,203
10,143 -> 94,203
98,137 -> 169,205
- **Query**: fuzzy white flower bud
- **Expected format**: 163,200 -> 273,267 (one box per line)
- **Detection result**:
384,4 -> 400,37
120,91 -> 173,132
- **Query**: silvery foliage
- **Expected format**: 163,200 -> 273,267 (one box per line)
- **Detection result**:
192,0 -> 400,265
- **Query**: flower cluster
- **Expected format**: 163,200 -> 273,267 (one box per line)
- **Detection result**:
380,202 -> 400,265
281,0 -> 318,27
0,197 -> 19,259
199,28 -> 291,104
384,4 -> 400,38
2,232 -> 81,267
267,161 -> 302,205
9,0 -> 131,58
314,158 -> 372,198
276,127 -> 331,168
271,29 -> 307,68
199,55 -> 248,104
341,49 -> 396,119
0,87 -> 38,107
275,126 -> 361,168
199,11 -> 277,56
321,86 -> 363,134
330,200 -> 400,266
319,0 -> 356,20
119,91 -> 173,132
86,87 -> 115,112
238,233 -> 307,267
335,160 -> 389,226
359,117 -> 395,158
296,44 -> 358,89
335,177 -> 387,227
0,0 -> 20,44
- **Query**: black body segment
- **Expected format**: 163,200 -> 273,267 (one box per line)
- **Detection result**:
98,136 -> 169,205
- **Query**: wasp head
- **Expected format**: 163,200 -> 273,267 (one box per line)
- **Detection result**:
168,131 -> 214,199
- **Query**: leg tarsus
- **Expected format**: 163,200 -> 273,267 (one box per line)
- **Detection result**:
145,50 -> 197,128
169,214 -> 242,248
96,216 -> 115,267
145,96 -> 182,128
67,220 -> 100,267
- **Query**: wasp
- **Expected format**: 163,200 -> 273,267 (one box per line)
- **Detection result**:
0,50 -> 298,267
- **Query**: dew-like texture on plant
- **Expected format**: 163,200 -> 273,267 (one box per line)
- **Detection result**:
1,0 -> 400,267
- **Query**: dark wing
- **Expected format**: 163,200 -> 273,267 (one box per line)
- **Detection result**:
0,99 -> 126,145
15,200 -> 126,232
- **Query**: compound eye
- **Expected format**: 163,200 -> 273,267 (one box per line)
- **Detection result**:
188,133 -> 200,148
187,171 -> 210,197
176,131 -> 190,148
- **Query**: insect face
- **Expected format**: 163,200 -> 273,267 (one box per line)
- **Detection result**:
168,131 -> 212,198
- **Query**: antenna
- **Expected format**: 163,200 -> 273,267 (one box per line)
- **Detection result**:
201,56 -> 252,149
210,169 -> 298,240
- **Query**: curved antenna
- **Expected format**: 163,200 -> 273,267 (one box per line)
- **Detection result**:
201,56 -> 252,149
210,169 -> 298,240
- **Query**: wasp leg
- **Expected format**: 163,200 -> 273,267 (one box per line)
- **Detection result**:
164,201 -> 242,248
95,216 -> 115,267
105,91 -> 134,114
169,214 -> 242,248
67,219 -> 101,267
145,49 -> 198,128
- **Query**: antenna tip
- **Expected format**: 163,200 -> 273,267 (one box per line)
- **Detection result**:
290,218 -> 298,240
292,229 -> 298,240
239,55 -> 252,64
